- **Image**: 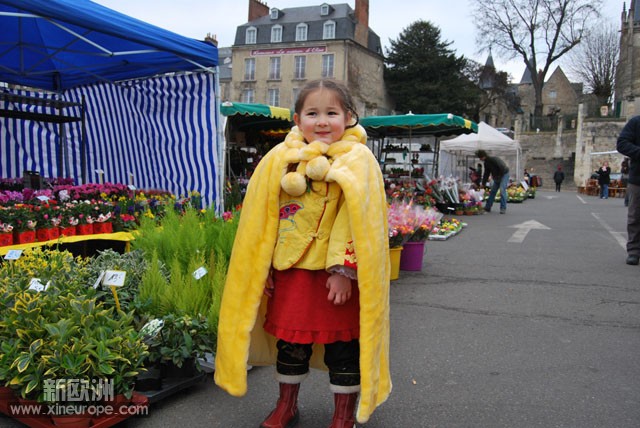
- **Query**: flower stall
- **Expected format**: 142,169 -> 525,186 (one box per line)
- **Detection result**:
0,202 -> 239,425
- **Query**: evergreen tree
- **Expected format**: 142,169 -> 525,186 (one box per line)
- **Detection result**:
384,20 -> 480,117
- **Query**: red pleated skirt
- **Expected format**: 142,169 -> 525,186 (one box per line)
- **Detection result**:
264,268 -> 360,344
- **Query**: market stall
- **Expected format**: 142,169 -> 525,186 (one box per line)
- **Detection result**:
361,113 -> 478,179
220,102 -> 293,179
0,0 -> 224,210
439,121 -> 522,182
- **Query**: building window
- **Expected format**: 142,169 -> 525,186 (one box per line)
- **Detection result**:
242,89 -> 254,104
268,88 -> 280,106
269,57 -> 281,80
296,23 -> 308,41
246,27 -> 257,44
320,4 -> 330,16
549,90 -> 557,99
323,21 -> 335,39
270,8 -> 280,19
294,56 -> 306,79
271,25 -> 283,43
292,88 -> 300,106
322,54 -> 334,78
244,58 -> 256,81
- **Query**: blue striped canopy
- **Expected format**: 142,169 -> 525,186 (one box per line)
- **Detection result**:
0,0 -> 218,91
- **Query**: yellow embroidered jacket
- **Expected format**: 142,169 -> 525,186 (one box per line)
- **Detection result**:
214,125 -> 391,423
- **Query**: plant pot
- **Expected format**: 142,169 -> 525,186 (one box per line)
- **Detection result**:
76,223 -> 94,235
0,386 -> 15,413
112,223 -> 124,232
389,246 -> 402,281
135,364 -> 163,391
161,358 -> 198,378
51,414 -> 91,428
399,241 -> 426,271
93,222 -> 113,234
0,232 -> 13,247
60,226 -> 77,237
36,228 -> 56,242
13,230 -> 36,244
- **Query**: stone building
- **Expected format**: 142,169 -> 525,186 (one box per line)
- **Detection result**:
614,0 -> 640,118
229,0 -> 392,116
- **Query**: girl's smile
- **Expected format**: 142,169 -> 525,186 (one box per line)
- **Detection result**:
293,88 -> 351,144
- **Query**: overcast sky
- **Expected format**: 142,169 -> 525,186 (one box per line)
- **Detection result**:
94,0 -> 624,82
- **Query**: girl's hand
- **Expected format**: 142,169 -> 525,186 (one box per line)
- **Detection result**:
326,273 -> 352,305
264,270 -> 275,297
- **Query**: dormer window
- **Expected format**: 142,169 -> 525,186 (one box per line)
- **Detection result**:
246,26 -> 257,44
270,8 -> 280,19
271,25 -> 283,43
320,4 -> 330,16
323,20 -> 336,40
296,23 -> 308,42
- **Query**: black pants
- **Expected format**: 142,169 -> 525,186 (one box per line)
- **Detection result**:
555,182 -> 562,192
275,339 -> 360,387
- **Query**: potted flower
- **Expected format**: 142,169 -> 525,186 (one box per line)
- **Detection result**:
0,207 -> 13,246
72,201 -> 98,235
9,204 -> 37,244
32,202 -> 62,242
400,205 -> 442,271
59,205 -> 79,237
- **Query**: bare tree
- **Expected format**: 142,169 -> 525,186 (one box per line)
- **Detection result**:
473,0 -> 601,117
565,22 -> 619,106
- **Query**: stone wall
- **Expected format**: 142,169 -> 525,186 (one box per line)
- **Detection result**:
516,105 -> 628,188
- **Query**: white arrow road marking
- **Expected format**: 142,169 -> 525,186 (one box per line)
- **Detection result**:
508,220 -> 551,243
591,213 -> 627,249
544,196 -> 558,199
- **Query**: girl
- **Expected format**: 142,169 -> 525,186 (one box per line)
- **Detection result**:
215,79 -> 391,427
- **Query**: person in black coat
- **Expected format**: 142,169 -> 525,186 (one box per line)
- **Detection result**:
616,115 -> 640,265
553,165 -> 565,192
596,161 -> 611,199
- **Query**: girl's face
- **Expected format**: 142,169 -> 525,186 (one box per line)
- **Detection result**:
294,88 -> 351,144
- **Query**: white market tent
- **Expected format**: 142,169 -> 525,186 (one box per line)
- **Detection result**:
439,121 -> 522,182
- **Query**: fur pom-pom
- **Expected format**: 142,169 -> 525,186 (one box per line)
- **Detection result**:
306,156 -> 331,181
281,172 -> 307,196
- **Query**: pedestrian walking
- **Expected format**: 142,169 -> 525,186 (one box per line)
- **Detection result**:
214,78 -> 391,427
476,149 -> 510,214
616,116 -> 640,265
553,165 -> 565,192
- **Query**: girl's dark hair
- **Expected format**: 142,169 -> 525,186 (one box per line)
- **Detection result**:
294,78 -> 359,128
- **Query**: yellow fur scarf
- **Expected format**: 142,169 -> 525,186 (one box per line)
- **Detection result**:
214,124 -> 391,423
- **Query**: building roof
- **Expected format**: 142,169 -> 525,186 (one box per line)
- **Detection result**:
234,2 -> 382,55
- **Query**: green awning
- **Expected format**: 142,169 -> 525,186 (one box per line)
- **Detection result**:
220,102 -> 293,135
361,113 -> 478,138
220,102 -> 292,121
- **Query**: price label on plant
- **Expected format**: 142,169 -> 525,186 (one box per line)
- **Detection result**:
36,195 -> 50,202
192,266 -> 208,280
3,249 -> 23,260
127,184 -> 136,190
103,270 -> 126,287
93,271 -> 106,289
28,278 -> 50,292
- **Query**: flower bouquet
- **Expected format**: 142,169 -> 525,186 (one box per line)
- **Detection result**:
407,205 -> 443,242
387,200 -> 417,248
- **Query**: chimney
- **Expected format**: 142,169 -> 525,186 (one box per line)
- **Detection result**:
354,0 -> 369,48
248,0 -> 269,22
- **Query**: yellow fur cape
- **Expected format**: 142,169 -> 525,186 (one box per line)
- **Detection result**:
214,125 -> 391,423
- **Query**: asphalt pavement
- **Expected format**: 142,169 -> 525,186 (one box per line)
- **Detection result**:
2,189 -> 638,428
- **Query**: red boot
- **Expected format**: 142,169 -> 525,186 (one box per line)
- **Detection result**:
328,393 -> 357,428
260,383 -> 300,428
